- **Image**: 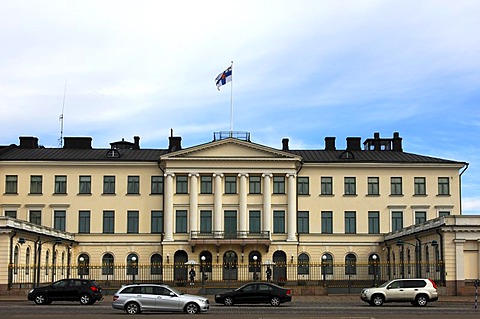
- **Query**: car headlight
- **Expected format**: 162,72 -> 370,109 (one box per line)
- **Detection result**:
28,289 -> 34,294
362,289 -> 369,294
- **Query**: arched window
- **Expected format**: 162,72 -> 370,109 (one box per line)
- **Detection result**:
102,253 -> 114,275
248,251 -> 261,273
14,246 -> 19,274
127,253 -> 138,275
26,247 -> 31,275
345,253 -> 356,275
45,250 -> 50,276
321,253 -> 333,275
425,246 -> 430,274
61,251 -> 65,275
78,254 -> 89,276
407,248 -> 411,275
199,251 -> 212,273
151,254 -> 162,275
298,253 -> 309,275
368,254 -> 380,275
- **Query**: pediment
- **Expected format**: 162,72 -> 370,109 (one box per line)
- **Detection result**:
161,138 -> 300,161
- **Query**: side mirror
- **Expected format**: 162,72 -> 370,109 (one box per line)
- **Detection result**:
169,292 -> 176,297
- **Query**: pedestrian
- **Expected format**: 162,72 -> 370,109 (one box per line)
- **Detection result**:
266,265 -> 272,282
189,266 -> 196,286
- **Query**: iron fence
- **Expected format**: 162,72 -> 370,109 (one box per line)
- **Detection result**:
8,261 -> 445,291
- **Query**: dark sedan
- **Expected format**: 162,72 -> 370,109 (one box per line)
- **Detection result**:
215,282 -> 292,306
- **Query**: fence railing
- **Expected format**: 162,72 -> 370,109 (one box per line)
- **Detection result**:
8,261 -> 445,290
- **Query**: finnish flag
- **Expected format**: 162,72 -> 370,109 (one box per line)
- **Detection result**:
215,66 -> 232,90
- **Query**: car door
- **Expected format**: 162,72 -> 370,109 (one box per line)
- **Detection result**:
236,284 -> 257,304
154,287 -> 182,311
138,286 -> 158,310
256,284 -> 272,303
386,280 -> 405,301
403,280 -> 425,301
48,279 -> 69,300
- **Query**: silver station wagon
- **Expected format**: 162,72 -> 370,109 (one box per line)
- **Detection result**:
112,284 -> 209,315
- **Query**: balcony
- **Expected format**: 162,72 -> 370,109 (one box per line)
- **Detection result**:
189,231 -> 271,250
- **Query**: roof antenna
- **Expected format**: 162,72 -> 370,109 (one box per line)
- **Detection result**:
58,78 -> 67,147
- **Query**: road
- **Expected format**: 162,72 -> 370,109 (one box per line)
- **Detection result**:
0,299 -> 479,319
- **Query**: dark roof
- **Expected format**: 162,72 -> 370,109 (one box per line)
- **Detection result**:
287,149 -> 464,164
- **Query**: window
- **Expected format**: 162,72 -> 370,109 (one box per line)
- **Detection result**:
151,254 -> 162,275
5,175 -> 18,194
54,175 -> 67,194
102,254 -> 114,275
368,211 -> 380,234
392,211 -> 403,231
127,253 -> 138,275
26,248 -> 30,275
367,177 -> 379,195
273,210 -> 285,233
391,177 -> 402,195
344,211 -> 356,234
249,210 -> 261,233
53,210 -> 67,231
322,253 -> 333,275
78,211 -> 90,233
273,176 -> 285,194
224,176 -> 237,194
297,253 -> 309,275
176,210 -> 187,233
103,211 -> 115,234
29,210 -> 41,225
151,176 -> 163,194
78,254 -> 89,276
200,210 -> 212,233
345,253 -> 357,275
249,176 -> 261,194
5,210 -> 17,218
127,176 -> 140,194
321,177 -> 333,195
127,211 -> 139,233
368,254 -> 380,275
151,211 -> 163,234
200,175 -> 212,194
344,177 -> 356,195
297,177 -> 309,195
30,175 -> 42,194
176,175 -> 188,194
321,211 -> 333,234
79,176 -> 91,194
439,211 -> 450,217
103,176 -> 115,194
414,177 -> 426,195
297,211 -> 309,234
438,177 -> 450,195
415,211 -> 427,224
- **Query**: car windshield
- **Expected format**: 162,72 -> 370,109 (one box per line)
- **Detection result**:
167,286 -> 184,295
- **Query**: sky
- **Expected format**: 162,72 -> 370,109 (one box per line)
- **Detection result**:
0,0 -> 479,214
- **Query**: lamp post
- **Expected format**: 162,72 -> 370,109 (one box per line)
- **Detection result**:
253,255 -> 258,281
322,254 -> 327,287
201,255 -> 206,293
79,256 -> 85,279
131,256 -> 137,283
372,254 -> 378,287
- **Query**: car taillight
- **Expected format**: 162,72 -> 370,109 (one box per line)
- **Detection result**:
113,296 -> 119,301
428,279 -> 437,289
90,286 -> 99,292
286,289 -> 291,296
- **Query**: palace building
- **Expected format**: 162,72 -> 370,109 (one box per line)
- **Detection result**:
0,131 -> 478,295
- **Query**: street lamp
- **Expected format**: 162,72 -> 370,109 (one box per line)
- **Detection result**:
322,254 -> 327,287
253,255 -> 258,281
131,256 -> 137,283
201,255 -> 206,293
372,254 -> 378,287
79,256 -> 85,279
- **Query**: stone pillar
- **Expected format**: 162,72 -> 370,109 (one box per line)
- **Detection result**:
286,173 -> 297,241
164,173 -> 175,241
213,173 -> 223,238
454,239 -> 466,294
189,173 -> 199,237
262,174 -> 272,238
239,173 -> 248,238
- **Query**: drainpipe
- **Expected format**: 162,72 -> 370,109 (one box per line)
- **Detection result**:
415,236 -> 422,278
33,237 -> 40,287
8,231 -> 17,290
436,229 -> 445,286
157,161 -> 166,252
459,163 -> 469,215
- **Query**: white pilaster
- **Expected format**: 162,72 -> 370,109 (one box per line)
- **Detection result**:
164,173 -> 175,241
213,173 -> 223,237
239,173 -> 248,237
262,174 -> 272,238
454,239 -> 465,283
189,173 -> 199,236
286,173 -> 297,241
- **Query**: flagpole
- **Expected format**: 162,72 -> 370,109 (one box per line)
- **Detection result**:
230,60 -> 234,134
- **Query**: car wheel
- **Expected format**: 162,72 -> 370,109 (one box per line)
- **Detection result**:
185,302 -> 199,314
79,293 -> 92,305
125,301 -> 141,315
415,295 -> 428,307
224,296 -> 234,306
270,297 -> 281,307
371,294 -> 384,306
34,293 -> 47,305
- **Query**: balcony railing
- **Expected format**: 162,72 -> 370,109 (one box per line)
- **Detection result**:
190,231 -> 270,240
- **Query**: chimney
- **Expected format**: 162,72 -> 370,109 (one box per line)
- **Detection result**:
168,136 -> 182,152
346,137 -> 361,151
325,137 -> 336,151
63,137 -> 92,149
373,132 -> 381,151
134,136 -> 140,149
392,132 -> 403,152
282,138 -> 289,151
19,136 -> 39,149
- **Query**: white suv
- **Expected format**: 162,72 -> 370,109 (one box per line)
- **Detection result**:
360,278 -> 438,307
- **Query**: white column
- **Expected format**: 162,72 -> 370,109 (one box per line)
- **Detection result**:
286,173 -> 297,241
164,173 -> 175,241
454,239 -> 465,288
189,173 -> 199,237
213,173 -> 223,238
239,173 -> 248,238
262,174 -> 272,238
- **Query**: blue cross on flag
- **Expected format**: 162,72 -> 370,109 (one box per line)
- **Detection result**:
215,66 -> 232,90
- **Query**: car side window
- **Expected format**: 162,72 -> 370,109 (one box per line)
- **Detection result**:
258,284 -> 271,292
243,284 -> 256,292
52,280 -> 68,288
120,287 -> 134,294
142,286 -> 155,295
404,280 -> 426,288
155,287 -> 171,296
388,281 -> 402,289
